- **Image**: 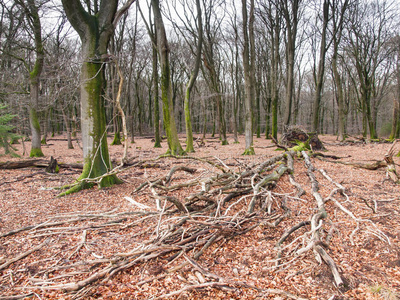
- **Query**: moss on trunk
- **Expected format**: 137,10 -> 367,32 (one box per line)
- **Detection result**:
29,108 -> 44,157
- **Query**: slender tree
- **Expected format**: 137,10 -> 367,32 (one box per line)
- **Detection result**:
346,0 -> 395,139
281,0 -> 303,128
151,0 -> 185,155
202,0 -> 228,145
311,0 -> 330,133
182,0 -> 203,153
242,0 -> 255,155
15,0 -> 45,157
388,35 -> 400,140
258,1 -> 281,139
331,0 -> 349,141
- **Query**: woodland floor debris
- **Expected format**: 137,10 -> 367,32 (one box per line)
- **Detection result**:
0,134 -> 400,300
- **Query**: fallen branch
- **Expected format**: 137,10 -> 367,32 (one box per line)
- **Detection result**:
0,238 -> 50,271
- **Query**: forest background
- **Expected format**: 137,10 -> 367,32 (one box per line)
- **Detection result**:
1,0 -> 400,157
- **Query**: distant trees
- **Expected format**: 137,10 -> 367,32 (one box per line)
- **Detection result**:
346,0 -> 397,139
0,0 -> 399,174
0,105 -> 20,156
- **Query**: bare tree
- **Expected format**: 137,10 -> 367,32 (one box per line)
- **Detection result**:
201,0 -> 228,145
15,0 -> 45,157
151,0 -> 185,155
389,35 -> 400,140
311,0 -> 331,133
61,0 -> 136,194
242,0 -> 255,155
331,0 -> 350,141
281,0 -> 303,128
258,0 -> 282,139
346,0 -> 396,139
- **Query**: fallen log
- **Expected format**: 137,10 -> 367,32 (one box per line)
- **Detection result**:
0,159 -> 83,170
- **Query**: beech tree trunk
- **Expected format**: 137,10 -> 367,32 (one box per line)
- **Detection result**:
16,0 -> 45,157
184,0 -> 202,153
152,28 -> 162,148
61,0 -> 136,193
151,0 -> 184,155
242,0 -> 255,155
282,0 -> 301,128
312,0 -> 329,133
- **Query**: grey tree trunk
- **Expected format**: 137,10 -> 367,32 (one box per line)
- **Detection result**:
282,0 -> 302,128
16,0 -> 45,157
184,0 -> 203,153
151,0 -> 184,155
242,0 -> 255,155
61,0 -> 136,194
312,0 -> 329,133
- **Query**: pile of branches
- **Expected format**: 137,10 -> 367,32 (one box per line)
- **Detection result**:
0,150 -> 390,299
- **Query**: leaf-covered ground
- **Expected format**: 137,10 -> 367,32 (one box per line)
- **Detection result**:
0,134 -> 399,300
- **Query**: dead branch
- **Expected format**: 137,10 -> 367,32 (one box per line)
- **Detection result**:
316,156 -> 387,170
0,238 -> 50,271
0,294 -> 34,300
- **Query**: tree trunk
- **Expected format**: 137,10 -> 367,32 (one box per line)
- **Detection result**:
184,0 -> 202,153
390,53 -> 400,139
21,0 -> 44,157
282,0 -> 301,128
62,108 -> 74,149
60,0 -> 135,194
152,0 -> 184,155
242,0 -> 255,155
152,31 -> 162,148
312,0 -> 329,133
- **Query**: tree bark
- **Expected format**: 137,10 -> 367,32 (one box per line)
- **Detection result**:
184,0 -> 203,153
312,0 -> 329,133
151,0 -> 184,155
242,0 -> 255,155
281,0 -> 301,128
152,26 -> 162,148
60,0 -> 136,194
16,0 -> 45,157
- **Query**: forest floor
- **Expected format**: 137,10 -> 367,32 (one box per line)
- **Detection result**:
0,134 -> 399,300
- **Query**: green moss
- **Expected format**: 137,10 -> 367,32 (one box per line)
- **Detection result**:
289,141 -> 310,152
242,147 -> 255,155
111,131 -> 122,145
221,140 -> 229,145
30,109 -> 41,132
185,145 -> 195,153
30,147 -> 44,157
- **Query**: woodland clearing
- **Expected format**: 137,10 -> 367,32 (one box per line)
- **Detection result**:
0,134 -> 399,300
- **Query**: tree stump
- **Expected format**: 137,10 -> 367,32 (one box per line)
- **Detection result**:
46,156 -> 59,173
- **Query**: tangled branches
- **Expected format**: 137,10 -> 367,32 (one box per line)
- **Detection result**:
0,150 -> 391,299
